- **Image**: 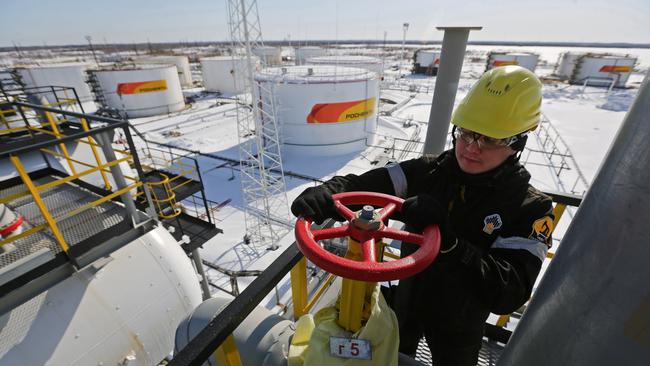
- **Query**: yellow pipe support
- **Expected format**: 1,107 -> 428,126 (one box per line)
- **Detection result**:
290,256 -> 309,320
213,335 -> 243,366
80,117 -> 112,190
303,273 -> 336,314
338,237 -> 376,333
10,156 -> 70,252
43,110 -> 77,176
553,203 -> 567,228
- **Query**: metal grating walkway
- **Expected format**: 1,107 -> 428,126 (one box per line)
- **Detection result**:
0,175 -> 129,273
414,337 -> 505,366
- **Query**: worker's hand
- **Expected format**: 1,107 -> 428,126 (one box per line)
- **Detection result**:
401,194 -> 447,232
402,194 -> 457,253
291,185 -> 342,225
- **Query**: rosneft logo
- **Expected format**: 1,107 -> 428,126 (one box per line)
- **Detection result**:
117,80 -> 167,95
307,97 -> 376,124
493,60 -> 519,67
599,65 -> 632,73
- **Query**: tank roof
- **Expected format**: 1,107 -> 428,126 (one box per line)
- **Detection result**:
490,51 -> 538,56
200,56 -> 249,61
306,55 -> 382,64
254,65 -> 377,83
14,62 -> 90,69
91,63 -> 176,72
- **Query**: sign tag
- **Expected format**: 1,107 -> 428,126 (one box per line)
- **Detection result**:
329,337 -> 372,360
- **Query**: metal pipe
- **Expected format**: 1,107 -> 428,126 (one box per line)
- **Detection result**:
498,71 -> 650,365
190,249 -> 212,301
422,26 -> 481,155
96,132 -> 141,225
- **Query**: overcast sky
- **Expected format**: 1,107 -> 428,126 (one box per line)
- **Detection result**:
2,0 -> 649,47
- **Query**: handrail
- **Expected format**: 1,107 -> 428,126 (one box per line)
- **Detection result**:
0,118 -> 127,158
0,100 -> 155,257
171,188 -> 585,365
146,173 -> 182,219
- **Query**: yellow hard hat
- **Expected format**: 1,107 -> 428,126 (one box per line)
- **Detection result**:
451,65 -> 542,139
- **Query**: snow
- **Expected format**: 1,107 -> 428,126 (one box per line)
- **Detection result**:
120,47 -> 646,314
11,42 -> 641,317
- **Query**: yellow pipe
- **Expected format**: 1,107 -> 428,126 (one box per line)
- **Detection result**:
303,273 -> 336,314
213,335 -> 243,366
290,257 -> 308,320
80,117 -> 112,190
10,156 -> 69,252
43,110 -> 77,176
338,237 -> 375,332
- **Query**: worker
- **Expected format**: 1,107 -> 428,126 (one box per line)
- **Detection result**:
290,65 -> 554,365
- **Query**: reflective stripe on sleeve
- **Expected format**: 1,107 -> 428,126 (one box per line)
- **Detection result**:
385,162 -> 408,198
491,236 -> 548,262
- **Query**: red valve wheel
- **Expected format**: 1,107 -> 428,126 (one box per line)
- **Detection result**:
295,191 -> 441,282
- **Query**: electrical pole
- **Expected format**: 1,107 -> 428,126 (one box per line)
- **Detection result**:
402,23 -> 409,61
85,36 -> 99,65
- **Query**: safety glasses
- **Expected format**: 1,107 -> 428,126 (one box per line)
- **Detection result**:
453,127 -> 520,150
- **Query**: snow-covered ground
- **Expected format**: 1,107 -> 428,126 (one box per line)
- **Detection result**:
7,42 -> 638,315
112,46 -> 648,317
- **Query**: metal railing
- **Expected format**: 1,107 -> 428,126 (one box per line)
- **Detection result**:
522,113 -> 590,195
0,101 -> 154,258
170,190 -> 583,366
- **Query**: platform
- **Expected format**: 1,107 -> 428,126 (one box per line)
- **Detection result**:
414,336 -> 505,366
165,212 -> 223,252
0,171 -> 154,315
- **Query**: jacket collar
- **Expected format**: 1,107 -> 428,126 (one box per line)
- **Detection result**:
437,149 -> 531,189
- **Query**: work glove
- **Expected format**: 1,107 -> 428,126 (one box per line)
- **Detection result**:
291,185 -> 343,225
401,194 -> 457,253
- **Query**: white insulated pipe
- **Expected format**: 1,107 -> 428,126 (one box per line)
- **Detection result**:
422,26 -> 482,156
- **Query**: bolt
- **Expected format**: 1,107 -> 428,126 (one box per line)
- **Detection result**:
360,205 -> 374,220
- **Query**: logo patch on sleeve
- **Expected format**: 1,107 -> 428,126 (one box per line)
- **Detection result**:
483,214 -> 503,234
530,216 -> 554,246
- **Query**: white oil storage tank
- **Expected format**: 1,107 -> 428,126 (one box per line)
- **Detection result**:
560,53 -> 636,88
15,63 -> 96,112
306,55 -> 383,74
135,55 -> 193,88
295,46 -> 327,65
254,65 -> 379,156
252,46 -> 282,65
486,52 -> 539,72
413,49 -> 440,75
200,56 -> 255,94
555,52 -> 582,80
90,65 -> 185,118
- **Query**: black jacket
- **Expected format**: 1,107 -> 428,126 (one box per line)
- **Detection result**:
310,150 -> 554,331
